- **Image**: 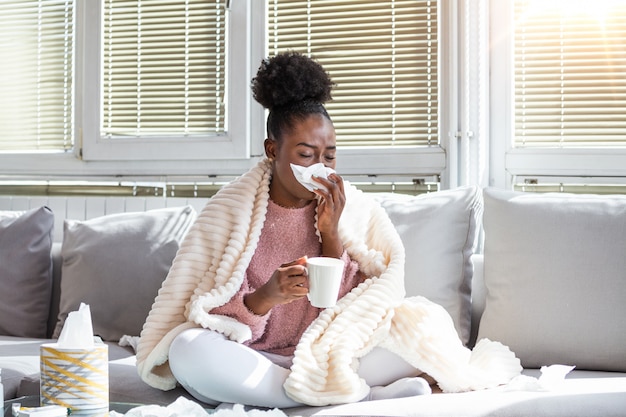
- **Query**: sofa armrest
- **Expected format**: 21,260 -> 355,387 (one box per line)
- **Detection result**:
468,254 -> 485,348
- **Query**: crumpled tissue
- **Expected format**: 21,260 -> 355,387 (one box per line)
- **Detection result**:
290,163 -> 336,192
109,397 -> 287,417
505,364 -> 576,391
119,334 -> 141,352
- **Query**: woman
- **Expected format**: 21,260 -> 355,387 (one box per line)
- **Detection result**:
136,51 -> 521,408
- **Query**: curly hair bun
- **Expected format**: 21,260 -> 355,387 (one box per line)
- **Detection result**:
251,51 -> 334,110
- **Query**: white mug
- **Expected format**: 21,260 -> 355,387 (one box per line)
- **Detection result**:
306,257 -> 344,308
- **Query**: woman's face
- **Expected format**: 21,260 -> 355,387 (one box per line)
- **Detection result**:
265,114 -> 336,208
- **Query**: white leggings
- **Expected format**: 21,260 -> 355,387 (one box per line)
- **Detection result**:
169,328 -> 420,408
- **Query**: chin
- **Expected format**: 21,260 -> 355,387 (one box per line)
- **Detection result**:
300,190 -> 318,202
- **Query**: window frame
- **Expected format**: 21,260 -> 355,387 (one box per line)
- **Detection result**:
0,0 -> 266,178
79,0 -> 261,163
259,0 -> 449,182
489,0 -> 626,189
0,0 -> 450,183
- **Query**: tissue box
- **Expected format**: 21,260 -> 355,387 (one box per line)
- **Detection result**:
40,343 -> 109,413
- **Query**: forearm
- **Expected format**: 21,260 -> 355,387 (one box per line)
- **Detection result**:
244,289 -> 276,316
320,231 -> 343,258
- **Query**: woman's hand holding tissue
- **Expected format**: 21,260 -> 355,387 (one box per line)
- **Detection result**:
315,173 -> 346,258
291,163 -> 346,259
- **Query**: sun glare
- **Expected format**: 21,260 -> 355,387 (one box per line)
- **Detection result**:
522,0 -> 624,26
521,0 -> 626,31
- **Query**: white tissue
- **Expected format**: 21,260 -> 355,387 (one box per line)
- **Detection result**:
212,404 -> 287,417
505,364 -> 576,391
537,364 -> 576,389
108,397 -> 288,417
119,335 -> 141,352
57,303 -> 95,348
109,397 -> 206,417
290,163 -> 336,192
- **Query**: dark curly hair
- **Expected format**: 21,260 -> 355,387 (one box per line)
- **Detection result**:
251,51 -> 335,142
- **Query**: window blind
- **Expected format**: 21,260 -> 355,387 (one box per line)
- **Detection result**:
514,0 -> 626,147
268,0 -> 438,148
0,0 -> 73,151
102,0 -> 226,138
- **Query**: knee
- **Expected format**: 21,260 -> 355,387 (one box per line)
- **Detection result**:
169,329 -> 227,385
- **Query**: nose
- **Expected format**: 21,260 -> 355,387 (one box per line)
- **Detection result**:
314,153 -> 326,165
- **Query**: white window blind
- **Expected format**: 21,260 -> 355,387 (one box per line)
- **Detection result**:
102,0 -> 226,138
514,0 -> 626,148
0,0 -> 73,151
268,0 -> 438,148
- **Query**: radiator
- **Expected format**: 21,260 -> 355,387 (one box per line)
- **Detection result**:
0,195 -> 209,243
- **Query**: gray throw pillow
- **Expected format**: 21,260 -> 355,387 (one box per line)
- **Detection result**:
0,206 -> 54,338
478,188 -> 626,371
53,205 -> 196,342
374,186 -> 483,345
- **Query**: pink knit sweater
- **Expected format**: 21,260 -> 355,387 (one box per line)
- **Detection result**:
209,199 -> 362,356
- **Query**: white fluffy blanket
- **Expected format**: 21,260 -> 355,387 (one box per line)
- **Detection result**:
136,159 -> 521,406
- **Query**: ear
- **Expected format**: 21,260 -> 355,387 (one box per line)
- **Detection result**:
264,138 -> 277,159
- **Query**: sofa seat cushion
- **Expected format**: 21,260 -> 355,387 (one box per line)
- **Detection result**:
107,354 -> 194,405
286,369 -> 626,417
0,207 -> 54,338
0,337 -> 46,375
478,188 -> 626,372
0,335 -> 54,400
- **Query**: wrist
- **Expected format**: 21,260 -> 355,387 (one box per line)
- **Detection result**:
244,290 -> 273,316
320,231 -> 343,258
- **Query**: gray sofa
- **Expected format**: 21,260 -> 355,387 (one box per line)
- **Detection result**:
2,187 -> 626,416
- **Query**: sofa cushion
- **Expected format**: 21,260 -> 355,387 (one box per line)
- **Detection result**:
53,206 -> 196,342
374,186 -> 482,344
478,187 -> 626,371
0,206 -> 54,338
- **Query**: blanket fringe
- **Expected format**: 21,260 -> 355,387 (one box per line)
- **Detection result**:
381,297 -> 522,394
